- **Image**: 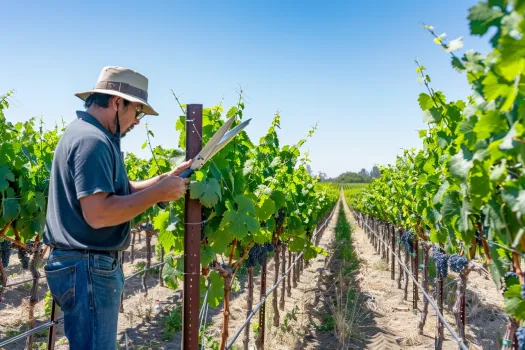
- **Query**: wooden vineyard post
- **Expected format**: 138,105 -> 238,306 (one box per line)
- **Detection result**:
280,245 -> 286,310
183,104 -> 203,350
142,229 -> 152,296
26,239 -> 43,350
287,250 -> 292,296
413,239 -> 418,312
130,229 -> 136,263
435,276 -> 444,349
397,230 -> 403,289
256,255 -> 268,349
120,252 -> 125,313
390,224 -> 395,280
244,266 -> 255,350
292,253 -> 298,288
273,245 -> 280,327
159,245 -> 165,287
385,224 -> 389,265
47,299 -> 59,350
403,248 -> 409,301
418,244 -> 430,335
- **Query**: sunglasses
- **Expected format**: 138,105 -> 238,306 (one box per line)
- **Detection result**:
134,104 -> 146,120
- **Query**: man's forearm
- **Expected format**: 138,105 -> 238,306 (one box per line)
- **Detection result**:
129,174 -> 167,193
83,185 -> 164,229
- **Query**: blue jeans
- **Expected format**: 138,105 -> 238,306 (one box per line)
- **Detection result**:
44,248 -> 124,350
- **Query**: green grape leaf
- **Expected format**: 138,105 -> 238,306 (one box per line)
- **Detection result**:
35,192 -> 46,211
441,190 -> 461,222
190,178 -> 222,208
418,93 -> 434,111
474,111 -> 508,140
162,253 -> 182,290
500,122 -> 520,150
288,237 -> 305,252
423,107 -> 442,123
483,72 -> 513,106
207,271 -> 225,308
468,2 -> 503,36
235,195 -> 256,214
30,211 -> 46,236
154,211 -> 181,252
505,284 -> 522,299
498,36 -> 525,81
505,274 -> 520,289
484,199 -> 506,231
2,198 -> 20,221
458,197 -> 474,235
201,245 -> 216,266
490,160 -> 507,182
469,162 -> 490,208
0,165 -> 14,192
257,198 -> 275,221
505,297 -> 525,321
459,116 -> 478,148
430,227 -> 447,243
220,209 -> 260,240
271,191 -> 286,209
448,146 -> 474,180
253,227 -> 272,244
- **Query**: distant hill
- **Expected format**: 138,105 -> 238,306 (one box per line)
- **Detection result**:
331,171 -> 373,183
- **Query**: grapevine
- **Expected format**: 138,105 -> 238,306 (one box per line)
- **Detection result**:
449,254 -> 468,273
0,239 -> 11,268
517,328 -> 525,350
433,248 -> 448,279
17,247 -> 30,270
401,231 -> 415,254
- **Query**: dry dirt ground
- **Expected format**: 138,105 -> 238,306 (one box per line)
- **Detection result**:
339,194 -> 508,350
0,194 -> 509,349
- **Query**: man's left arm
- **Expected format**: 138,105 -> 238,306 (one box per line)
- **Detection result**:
129,160 -> 192,194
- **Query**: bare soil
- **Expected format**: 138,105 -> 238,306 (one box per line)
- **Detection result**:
339,194 -> 507,350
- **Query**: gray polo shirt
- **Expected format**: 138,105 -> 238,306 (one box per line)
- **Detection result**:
43,111 -> 131,251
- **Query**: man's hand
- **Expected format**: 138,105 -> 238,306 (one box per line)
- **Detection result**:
129,159 -> 193,194
156,175 -> 190,202
168,159 -> 193,177
80,175 -> 190,229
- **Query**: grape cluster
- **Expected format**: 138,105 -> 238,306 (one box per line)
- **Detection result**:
449,254 -> 468,273
275,209 -> 285,228
245,243 -> 275,267
505,272 -> 518,281
432,247 -> 448,278
0,239 -> 12,267
517,327 -> 525,350
521,284 -> 525,300
401,231 -> 415,254
18,248 -> 30,269
139,223 -> 154,231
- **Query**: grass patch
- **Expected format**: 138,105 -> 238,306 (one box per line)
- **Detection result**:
325,201 -> 367,345
162,302 -> 183,341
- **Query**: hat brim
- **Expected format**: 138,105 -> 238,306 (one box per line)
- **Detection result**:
75,89 -> 159,116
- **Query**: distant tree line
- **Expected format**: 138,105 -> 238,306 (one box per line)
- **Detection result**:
317,165 -> 381,183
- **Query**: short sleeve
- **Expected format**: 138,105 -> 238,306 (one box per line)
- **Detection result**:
68,137 -> 115,200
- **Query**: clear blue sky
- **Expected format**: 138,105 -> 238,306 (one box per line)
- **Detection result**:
2,0 -> 491,178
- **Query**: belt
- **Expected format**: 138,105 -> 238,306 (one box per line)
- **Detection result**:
51,247 -> 122,262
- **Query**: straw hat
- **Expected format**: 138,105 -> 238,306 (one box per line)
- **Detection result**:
75,66 -> 158,116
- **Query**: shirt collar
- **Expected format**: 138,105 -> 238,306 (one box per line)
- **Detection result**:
76,111 -> 121,147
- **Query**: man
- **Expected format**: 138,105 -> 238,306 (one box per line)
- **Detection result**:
43,66 -> 190,349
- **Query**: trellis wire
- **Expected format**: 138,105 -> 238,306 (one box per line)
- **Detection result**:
360,217 -> 469,350
225,206 -> 335,350
0,260 -> 167,348
1,205 -> 335,349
